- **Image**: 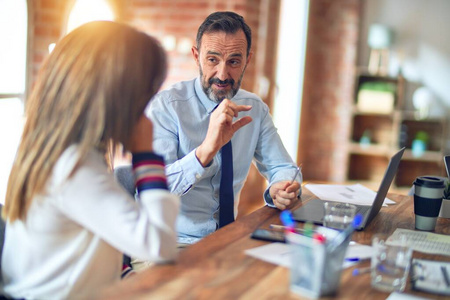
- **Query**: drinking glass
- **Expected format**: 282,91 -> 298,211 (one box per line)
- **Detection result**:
371,234 -> 412,292
323,202 -> 356,230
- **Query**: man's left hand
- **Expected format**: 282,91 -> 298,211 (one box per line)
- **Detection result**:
270,181 -> 300,210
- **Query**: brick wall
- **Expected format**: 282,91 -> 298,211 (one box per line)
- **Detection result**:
298,0 -> 360,183
28,0 -> 279,100
26,0 -> 281,216
25,0 -> 362,214
28,0 -> 65,92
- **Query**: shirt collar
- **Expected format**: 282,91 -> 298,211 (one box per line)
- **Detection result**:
194,77 -> 221,114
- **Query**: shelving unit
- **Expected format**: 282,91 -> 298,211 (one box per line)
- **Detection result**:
346,72 -> 448,188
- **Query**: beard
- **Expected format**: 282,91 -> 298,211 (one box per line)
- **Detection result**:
200,68 -> 245,103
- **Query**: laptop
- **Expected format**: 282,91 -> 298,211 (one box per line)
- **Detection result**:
292,147 -> 405,230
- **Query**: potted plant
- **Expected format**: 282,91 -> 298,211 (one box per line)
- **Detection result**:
439,180 -> 450,218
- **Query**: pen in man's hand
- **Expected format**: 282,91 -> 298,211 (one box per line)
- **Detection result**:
290,164 -> 302,185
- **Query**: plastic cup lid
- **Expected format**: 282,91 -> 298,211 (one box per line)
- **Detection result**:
414,176 -> 445,188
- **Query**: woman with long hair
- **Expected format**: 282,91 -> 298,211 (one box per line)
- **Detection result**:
1,21 -> 179,299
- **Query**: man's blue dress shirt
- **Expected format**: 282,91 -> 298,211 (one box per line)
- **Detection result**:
147,77 -> 302,244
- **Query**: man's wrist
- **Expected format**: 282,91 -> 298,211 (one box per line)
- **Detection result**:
195,145 -> 215,167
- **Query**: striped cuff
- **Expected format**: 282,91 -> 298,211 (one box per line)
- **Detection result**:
121,265 -> 135,279
132,152 -> 168,192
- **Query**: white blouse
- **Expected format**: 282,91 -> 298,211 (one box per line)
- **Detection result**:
1,146 -> 179,299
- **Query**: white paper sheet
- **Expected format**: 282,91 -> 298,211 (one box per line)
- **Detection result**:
305,183 -> 395,206
411,259 -> 450,296
386,292 -> 431,300
245,242 -> 374,269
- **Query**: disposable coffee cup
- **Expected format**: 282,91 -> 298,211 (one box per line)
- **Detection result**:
413,176 -> 445,231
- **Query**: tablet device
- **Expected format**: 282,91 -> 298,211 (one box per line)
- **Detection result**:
250,229 -> 286,243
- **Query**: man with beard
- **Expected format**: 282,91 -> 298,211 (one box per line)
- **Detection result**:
147,11 -> 301,245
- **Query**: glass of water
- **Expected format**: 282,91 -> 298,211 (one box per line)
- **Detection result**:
371,234 -> 412,292
323,202 -> 356,230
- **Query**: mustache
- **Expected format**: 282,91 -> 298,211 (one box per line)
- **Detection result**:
209,78 -> 235,86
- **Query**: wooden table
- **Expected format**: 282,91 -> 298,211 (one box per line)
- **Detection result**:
94,188 -> 450,299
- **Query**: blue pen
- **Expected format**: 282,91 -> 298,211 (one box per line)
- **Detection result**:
280,210 -> 295,232
353,265 -> 390,276
352,267 -> 371,276
346,257 -> 370,263
345,257 -> 361,262
326,214 -> 363,252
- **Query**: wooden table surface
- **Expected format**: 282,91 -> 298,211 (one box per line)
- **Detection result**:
94,187 -> 450,300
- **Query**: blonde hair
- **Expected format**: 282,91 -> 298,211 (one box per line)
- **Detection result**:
3,21 -> 167,222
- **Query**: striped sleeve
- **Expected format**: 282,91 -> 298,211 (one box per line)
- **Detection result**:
132,152 -> 168,192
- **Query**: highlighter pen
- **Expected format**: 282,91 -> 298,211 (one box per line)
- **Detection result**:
303,222 -> 314,238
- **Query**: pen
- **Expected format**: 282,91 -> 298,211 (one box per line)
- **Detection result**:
290,164 -> 302,185
352,267 -> 371,276
269,224 -> 306,233
303,222 -> 314,238
441,266 -> 450,287
345,257 -> 370,263
280,210 -> 296,232
345,257 -> 361,262
271,222 -> 326,242
313,232 -> 326,244
326,214 -> 363,252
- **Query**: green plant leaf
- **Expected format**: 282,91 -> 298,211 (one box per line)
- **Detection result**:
444,181 -> 450,199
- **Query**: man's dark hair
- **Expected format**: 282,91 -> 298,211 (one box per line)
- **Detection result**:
196,11 -> 252,57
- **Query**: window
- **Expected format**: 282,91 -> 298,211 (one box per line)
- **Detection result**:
273,0 -> 309,162
0,0 -> 27,98
0,0 -> 27,204
66,0 -> 114,33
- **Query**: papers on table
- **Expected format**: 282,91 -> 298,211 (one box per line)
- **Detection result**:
411,259 -> 450,296
386,292 -> 431,300
388,228 -> 450,256
305,183 -> 395,206
245,243 -> 291,268
245,242 -> 374,269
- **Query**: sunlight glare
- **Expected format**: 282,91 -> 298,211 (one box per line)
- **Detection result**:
67,0 -> 114,33
0,0 -> 27,94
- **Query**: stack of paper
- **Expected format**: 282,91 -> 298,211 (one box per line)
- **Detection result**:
245,242 -> 374,269
305,183 -> 395,206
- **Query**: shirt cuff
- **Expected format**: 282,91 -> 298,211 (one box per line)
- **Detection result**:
132,152 -> 168,192
187,149 -> 219,179
263,185 -> 303,208
264,188 -> 276,207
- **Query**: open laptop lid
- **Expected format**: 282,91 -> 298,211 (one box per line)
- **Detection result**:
291,147 -> 405,229
358,147 -> 405,229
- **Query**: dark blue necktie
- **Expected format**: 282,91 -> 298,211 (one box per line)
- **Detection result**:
219,140 -> 234,227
